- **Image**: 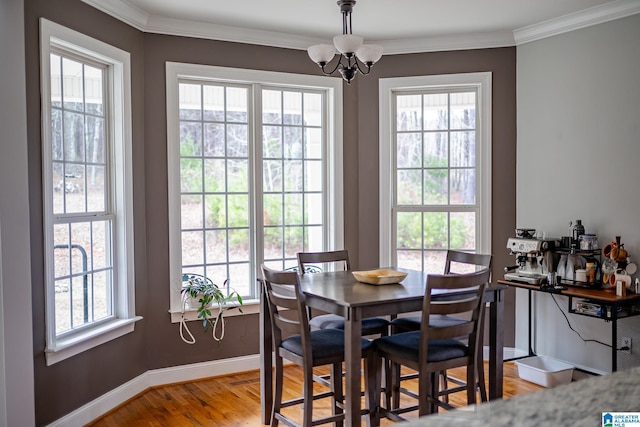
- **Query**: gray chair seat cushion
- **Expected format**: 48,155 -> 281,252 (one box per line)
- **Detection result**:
375,331 -> 468,363
281,328 -> 373,359
390,314 -> 466,332
310,314 -> 390,334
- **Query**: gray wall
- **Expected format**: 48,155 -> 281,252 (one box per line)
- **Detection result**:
516,13 -> 640,372
24,0 -> 516,424
0,0 -> 36,425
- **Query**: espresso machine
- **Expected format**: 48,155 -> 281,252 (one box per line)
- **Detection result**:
504,229 -> 556,285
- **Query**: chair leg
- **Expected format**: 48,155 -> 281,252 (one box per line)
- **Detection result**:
467,362 -> 477,406
439,370 -> 449,403
477,358 -> 488,402
303,364 -> 314,427
390,361 -> 401,410
272,357 -> 284,427
365,352 -> 380,427
331,363 -> 344,427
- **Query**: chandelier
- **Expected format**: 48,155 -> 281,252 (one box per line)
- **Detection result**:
307,0 -> 383,84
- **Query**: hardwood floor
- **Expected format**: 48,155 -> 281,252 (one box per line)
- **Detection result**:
87,362 -> 543,426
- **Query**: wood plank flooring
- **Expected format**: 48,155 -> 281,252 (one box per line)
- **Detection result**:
87,362 -> 543,426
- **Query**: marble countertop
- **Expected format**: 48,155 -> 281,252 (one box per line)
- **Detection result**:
402,365 -> 640,426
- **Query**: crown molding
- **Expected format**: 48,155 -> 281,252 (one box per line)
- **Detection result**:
514,0 -> 640,45
81,0 -> 149,30
83,0 -> 640,53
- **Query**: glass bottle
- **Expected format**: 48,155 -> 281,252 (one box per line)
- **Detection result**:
572,219 -> 585,244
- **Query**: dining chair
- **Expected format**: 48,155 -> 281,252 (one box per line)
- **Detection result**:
370,268 -> 491,424
389,250 -> 493,406
297,250 -> 390,336
261,265 -> 377,427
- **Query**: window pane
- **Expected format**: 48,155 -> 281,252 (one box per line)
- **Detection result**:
64,111 -> 85,162
203,85 -> 224,121
181,158 -> 203,193
397,212 -> 421,250
226,87 -> 247,122
227,195 -> 249,227
423,212 -> 447,249
450,168 -> 476,205
264,227 -> 283,260
204,123 -> 225,156
227,124 -> 248,157
263,160 -> 282,192
424,132 -> 448,168
284,126 -> 303,158
263,90 -> 282,124
423,93 -> 448,130
451,212 -> 476,250
423,169 -> 448,205
397,250 -> 421,271
181,194 -> 203,229
284,193 -> 303,225
263,126 -> 282,158
263,194 -> 283,226
424,250 -> 447,274
450,131 -> 475,167
182,231 -> 204,266
283,91 -> 302,125
179,84 -> 202,120
64,164 -> 86,213
86,165 -> 105,212
397,169 -> 422,205
305,128 -> 322,159
284,160 -> 303,192
204,159 -> 225,193
396,94 -> 421,131
227,159 -> 248,192
450,92 -> 475,129
84,64 -> 103,115
303,93 -> 322,126
285,227 -> 304,258
228,229 -> 250,262
304,161 -> 322,192
205,194 -> 225,228
180,122 -> 202,156
62,57 -> 84,112
397,133 -> 421,168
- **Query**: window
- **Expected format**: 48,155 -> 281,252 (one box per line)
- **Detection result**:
40,19 -> 138,365
166,63 -> 343,320
379,73 -> 492,273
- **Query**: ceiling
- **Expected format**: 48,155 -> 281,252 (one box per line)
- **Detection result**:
82,0 -> 640,53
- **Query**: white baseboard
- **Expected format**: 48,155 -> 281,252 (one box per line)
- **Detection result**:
46,354 -> 262,427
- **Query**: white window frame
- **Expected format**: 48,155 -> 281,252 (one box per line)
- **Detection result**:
379,72 -> 492,266
166,63 -> 344,321
40,19 -> 139,365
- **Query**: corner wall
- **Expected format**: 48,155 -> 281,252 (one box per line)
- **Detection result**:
0,0 -> 35,425
516,13 -> 640,372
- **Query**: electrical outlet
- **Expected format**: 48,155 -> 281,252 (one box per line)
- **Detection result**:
621,337 -> 632,354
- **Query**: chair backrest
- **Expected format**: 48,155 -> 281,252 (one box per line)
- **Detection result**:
261,265 -> 311,352
297,250 -> 350,274
419,269 -> 491,363
444,250 -> 493,276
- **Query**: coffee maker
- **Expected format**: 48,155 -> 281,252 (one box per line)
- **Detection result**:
504,229 -> 556,285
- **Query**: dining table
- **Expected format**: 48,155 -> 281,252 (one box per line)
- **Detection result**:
259,267 -> 507,426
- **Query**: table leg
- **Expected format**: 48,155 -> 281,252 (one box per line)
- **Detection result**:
488,288 -> 504,399
260,284 -> 273,424
344,308 -> 362,426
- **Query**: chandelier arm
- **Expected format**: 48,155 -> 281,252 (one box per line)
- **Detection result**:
354,58 -> 372,75
320,55 -> 346,76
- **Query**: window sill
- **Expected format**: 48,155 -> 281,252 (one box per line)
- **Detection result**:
45,316 -> 143,366
169,299 -> 259,323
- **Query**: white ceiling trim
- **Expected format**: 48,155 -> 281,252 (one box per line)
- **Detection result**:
514,0 -> 640,45
82,0 -> 640,54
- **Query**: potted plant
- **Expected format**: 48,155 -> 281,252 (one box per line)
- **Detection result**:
179,273 -> 243,344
